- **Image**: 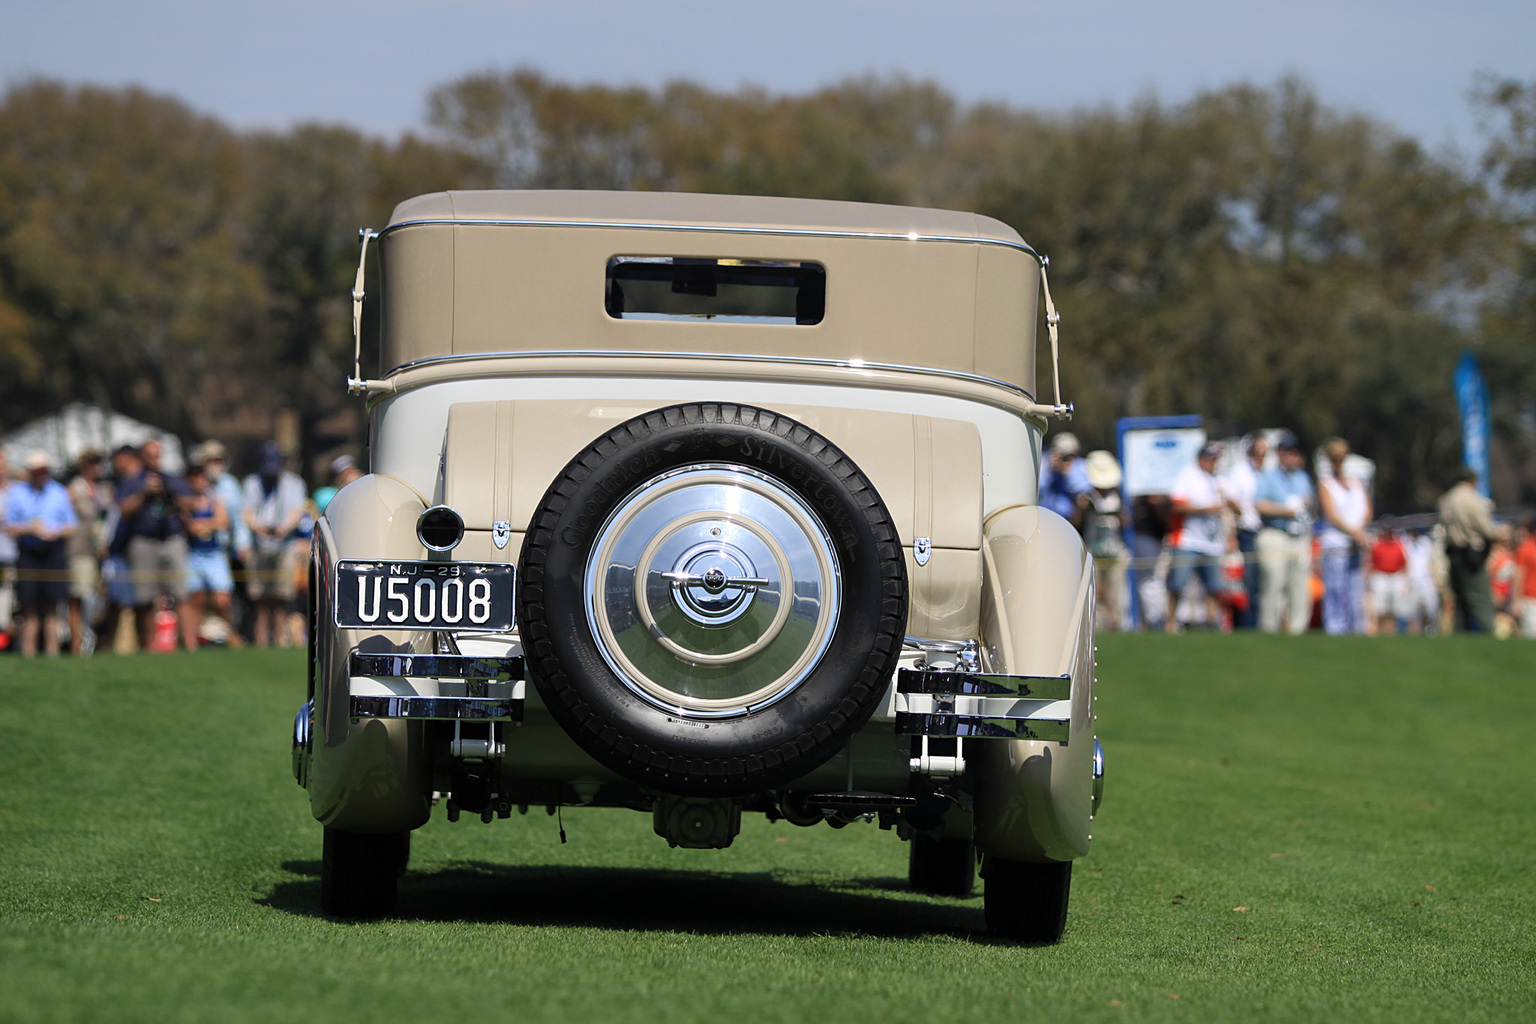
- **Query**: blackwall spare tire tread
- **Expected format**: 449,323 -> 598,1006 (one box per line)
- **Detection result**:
517,403 -> 907,796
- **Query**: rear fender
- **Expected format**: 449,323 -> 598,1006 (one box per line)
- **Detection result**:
307,474 -> 435,832
971,504 -> 1096,862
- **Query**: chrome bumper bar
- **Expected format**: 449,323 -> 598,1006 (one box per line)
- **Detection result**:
893,667 -> 1072,743
347,651 -> 525,722
348,652 -> 524,680
350,694 -> 523,722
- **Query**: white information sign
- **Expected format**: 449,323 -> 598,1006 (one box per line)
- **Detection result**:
1122,427 -> 1207,496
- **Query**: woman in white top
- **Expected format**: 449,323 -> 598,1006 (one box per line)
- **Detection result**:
1317,437 -> 1372,634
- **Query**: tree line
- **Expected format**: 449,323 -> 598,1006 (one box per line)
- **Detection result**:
1,71 -> 1532,510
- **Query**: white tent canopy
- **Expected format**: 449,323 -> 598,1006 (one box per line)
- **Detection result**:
1,403 -> 184,478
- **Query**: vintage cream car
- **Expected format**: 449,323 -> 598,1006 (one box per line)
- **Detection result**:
293,190 -> 1103,941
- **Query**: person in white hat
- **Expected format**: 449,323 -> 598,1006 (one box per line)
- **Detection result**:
1083,450 -> 1128,631
1038,431 -> 1092,530
3,451 -> 78,656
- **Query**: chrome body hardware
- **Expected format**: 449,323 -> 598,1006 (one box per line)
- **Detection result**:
909,734 -> 966,776
291,699 -> 313,787
1092,737 -> 1105,813
348,651 -> 523,681
451,720 -> 503,761
347,649 -> 526,723
584,463 -> 841,719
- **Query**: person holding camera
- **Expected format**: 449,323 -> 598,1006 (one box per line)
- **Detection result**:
115,438 -> 195,650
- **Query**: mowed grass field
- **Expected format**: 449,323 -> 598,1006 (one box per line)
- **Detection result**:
1,634 -> 1533,1023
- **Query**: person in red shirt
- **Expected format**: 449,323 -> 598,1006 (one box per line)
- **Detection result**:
1368,525 -> 1409,636
1515,516 -> 1536,640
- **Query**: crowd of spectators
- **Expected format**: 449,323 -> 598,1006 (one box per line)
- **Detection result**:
1,439 -> 358,657
6,426 -> 1532,655
1040,430 -> 1536,639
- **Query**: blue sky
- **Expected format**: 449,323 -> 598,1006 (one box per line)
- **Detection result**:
3,0 -> 1532,156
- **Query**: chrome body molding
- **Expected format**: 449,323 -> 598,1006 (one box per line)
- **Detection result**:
349,695 -> 523,722
347,651 -> 524,680
380,215 -> 1046,264
897,668 -> 1071,699
381,349 -> 1037,404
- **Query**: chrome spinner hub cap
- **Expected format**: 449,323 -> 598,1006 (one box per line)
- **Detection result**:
585,464 -> 842,718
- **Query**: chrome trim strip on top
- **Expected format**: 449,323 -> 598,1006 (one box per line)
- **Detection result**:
380,216 -> 1044,262
897,669 -> 1071,699
382,349 -> 1037,404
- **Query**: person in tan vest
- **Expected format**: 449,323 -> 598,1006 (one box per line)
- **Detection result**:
1437,466 -> 1499,633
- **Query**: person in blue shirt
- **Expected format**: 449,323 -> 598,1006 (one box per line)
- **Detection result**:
4,451 -> 78,657
1252,432 -> 1317,634
1038,432 -> 1093,530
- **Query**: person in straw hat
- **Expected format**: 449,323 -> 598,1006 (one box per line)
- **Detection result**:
1083,450 -> 1128,631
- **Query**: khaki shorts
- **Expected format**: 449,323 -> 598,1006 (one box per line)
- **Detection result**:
128,534 -> 189,605
248,544 -> 302,602
69,553 -> 100,601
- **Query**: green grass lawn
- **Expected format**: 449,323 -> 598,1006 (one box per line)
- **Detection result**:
1,635 -> 1533,1023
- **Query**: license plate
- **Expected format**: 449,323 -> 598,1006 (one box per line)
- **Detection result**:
334,560 -> 515,631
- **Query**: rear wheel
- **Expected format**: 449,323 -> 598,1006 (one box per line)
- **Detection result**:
983,857 -> 1072,942
320,828 -> 406,918
909,834 -> 976,897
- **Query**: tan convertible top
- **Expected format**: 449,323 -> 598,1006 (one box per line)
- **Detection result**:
388,190 -> 1035,249
375,190 -> 1041,395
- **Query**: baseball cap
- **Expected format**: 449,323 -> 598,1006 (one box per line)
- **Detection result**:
1273,431 -> 1301,452
192,439 -> 228,464
1198,442 -> 1221,460
330,454 -> 357,476
24,449 -> 51,472
259,441 -> 286,474
1049,432 -> 1082,457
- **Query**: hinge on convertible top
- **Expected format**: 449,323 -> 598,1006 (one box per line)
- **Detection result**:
1023,256 -> 1073,422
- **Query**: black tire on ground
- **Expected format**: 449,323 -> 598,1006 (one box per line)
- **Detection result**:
909,834 -> 976,897
320,828 -> 406,918
518,402 -> 908,797
983,857 -> 1073,942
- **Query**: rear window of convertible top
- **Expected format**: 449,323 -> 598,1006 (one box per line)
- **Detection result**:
605,257 -> 825,325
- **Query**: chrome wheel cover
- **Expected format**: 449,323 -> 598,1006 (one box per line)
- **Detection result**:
584,464 -> 842,718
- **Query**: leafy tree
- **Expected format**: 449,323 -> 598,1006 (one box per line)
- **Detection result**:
1474,75 -> 1536,504
0,80 -> 259,438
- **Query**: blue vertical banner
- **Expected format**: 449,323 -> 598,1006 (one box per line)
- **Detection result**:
1453,351 -> 1491,499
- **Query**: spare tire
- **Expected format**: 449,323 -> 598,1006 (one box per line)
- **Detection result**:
517,403 -> 907,796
